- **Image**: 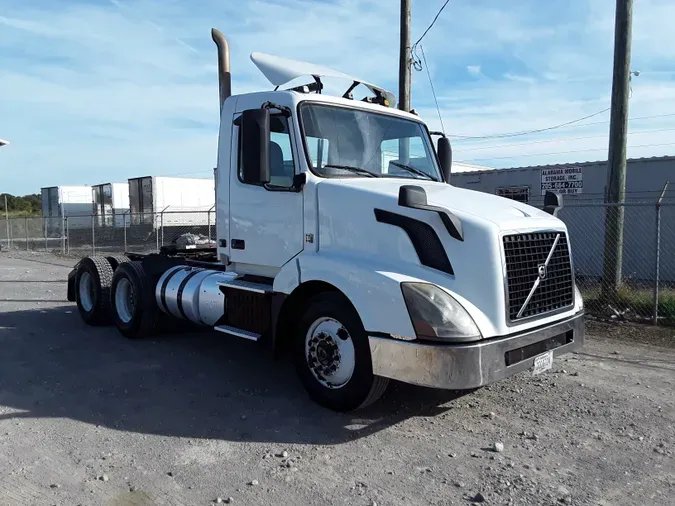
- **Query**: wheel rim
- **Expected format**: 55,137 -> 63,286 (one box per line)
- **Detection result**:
115,277 -> 135,324
78,271 -> 94,312
305,317 -> 356,389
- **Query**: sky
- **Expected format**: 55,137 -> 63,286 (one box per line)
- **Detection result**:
1,0 -> 675,195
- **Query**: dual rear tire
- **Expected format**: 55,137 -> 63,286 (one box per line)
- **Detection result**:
75,257 -> 159,339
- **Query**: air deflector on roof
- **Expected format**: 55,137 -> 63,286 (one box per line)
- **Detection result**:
250,52 -> 396,107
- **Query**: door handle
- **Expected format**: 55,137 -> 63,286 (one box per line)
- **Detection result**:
231,239 -> 245,250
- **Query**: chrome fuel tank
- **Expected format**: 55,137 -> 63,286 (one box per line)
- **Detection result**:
155,265 -> 236,326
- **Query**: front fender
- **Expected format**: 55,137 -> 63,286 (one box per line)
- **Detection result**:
274,251 -> 508,339
273,253 -> 417,338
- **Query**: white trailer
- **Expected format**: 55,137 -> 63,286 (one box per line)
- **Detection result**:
41,185 -> 92,232
92,182 -> 130,228
67,29 -> 584,412
128,176 -> 215,228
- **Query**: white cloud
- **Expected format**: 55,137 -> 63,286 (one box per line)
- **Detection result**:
0,0 -> 674,193
467,65 -> 482,77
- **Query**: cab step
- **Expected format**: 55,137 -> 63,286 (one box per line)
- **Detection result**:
217,277 -> 273,294
214,325 -> 262,341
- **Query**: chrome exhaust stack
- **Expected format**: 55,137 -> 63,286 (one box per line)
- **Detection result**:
211,28 -> 231,112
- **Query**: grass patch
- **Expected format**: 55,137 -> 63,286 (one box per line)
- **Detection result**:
581,284 -> 675,324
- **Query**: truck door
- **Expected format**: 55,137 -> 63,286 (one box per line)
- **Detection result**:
228,108 -> 304,270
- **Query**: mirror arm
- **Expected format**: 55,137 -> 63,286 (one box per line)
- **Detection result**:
261,101 -> 291,117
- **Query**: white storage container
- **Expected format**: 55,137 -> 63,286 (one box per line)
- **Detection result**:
92,182 -> 130,227
128,176 -> 215,228
41,186 -> 92,231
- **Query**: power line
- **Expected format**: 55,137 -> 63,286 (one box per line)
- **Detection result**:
456,127 -> 675,152
449,108 -> 611,140
411,0 -> 450,72
420,45 -> 445,134
456,141 -> 675,163
412,0 -> 450,50
451,112 -> 675,142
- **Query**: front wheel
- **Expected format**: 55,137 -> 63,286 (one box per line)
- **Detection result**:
294,292 -> 389,412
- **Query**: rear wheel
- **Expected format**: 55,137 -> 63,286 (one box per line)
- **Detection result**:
294,292 -> 389,412
111,261 -> 160,339
106,255 -> 129,271
75,256 -> 114,326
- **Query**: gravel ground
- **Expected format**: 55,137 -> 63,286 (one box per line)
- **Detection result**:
0,252 -> 673,506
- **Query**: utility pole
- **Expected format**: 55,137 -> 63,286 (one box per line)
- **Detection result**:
602,0 -> 633,300
398,0 -> 412,163
398,0 -> 411,113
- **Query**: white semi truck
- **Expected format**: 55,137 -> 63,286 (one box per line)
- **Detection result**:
67,29 -> 584,411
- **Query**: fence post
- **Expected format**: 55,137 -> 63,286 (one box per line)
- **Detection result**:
123,211 -> 129,252
91,215 -> 96,255
61,214 -> 66,254
44,217 -> 48,251
159,205 -> 170,249
66,217 -> 70,255
652,181 -> 669,325
207,204 -> 215,241
25,216 -> 29,251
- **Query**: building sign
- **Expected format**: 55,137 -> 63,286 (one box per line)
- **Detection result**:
540,166 -> 583,195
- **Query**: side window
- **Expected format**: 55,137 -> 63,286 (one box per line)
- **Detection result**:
238,114 -> 296,187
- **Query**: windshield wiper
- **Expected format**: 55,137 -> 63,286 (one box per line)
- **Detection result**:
323,164 -> 380,178
388,161 -> 437,181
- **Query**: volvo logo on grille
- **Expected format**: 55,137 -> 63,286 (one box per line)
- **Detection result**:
538,264 -> 547,280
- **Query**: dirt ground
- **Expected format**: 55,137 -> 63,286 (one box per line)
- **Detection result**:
0,252 -> 673,506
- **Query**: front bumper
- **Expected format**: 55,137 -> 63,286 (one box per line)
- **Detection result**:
369,312 -> 584,390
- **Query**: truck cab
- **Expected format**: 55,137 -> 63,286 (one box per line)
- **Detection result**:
68,29 -> 584,412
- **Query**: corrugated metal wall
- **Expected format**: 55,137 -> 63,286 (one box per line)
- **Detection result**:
451,157 -> 675,282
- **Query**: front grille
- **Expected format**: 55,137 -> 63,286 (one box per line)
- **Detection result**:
503,232 -> 574,321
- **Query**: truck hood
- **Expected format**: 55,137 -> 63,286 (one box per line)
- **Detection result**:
325,178 -> 558,230
315,177 -> 575,339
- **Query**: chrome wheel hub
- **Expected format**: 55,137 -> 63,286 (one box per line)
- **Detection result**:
115,277 -> 135,324
78,271 -> 94,312
305,317 -> 356,389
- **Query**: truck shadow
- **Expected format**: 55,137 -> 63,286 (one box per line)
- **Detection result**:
0,305 -> 471,446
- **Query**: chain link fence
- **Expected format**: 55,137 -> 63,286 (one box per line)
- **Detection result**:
1,202 -> 673,324
558,201 -> 675,325
0,210 -> 216,257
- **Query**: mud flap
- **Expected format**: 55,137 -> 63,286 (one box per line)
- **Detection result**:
66,262 -> 80,302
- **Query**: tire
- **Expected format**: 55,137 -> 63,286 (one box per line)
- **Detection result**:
293,292 -> 389,412
75,256 -> 115,326
106,255 -> 129,271
110,261 -> 160,339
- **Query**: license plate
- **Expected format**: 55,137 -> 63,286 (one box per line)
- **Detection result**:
532,351 -> 553,375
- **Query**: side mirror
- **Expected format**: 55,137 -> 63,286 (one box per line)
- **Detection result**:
544,191 -> 563,216
437,136 -> 452,183
240,108 -> 271,185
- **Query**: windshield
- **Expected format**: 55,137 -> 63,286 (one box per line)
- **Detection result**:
299,103 -> 442,181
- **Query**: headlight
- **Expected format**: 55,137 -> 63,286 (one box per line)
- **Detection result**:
401,282 -> 482,342
575,285 -> 583,310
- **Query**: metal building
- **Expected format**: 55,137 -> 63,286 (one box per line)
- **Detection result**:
451,156 -> 675,282
451,155 -> 675,204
